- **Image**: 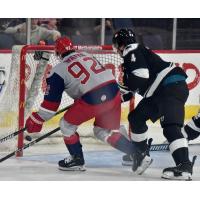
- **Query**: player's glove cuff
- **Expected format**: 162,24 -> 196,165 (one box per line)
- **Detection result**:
118,83 -> 134,102
30,112 -> 45,124
118,83 -> 129,93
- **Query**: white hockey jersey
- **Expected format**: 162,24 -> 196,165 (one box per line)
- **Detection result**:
37,51 -> 118,121
46,51 -> 116,100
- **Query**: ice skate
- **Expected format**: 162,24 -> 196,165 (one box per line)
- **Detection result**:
58,155 -> 86,171
122,154 -> 133,166
131,138 -> 153,175
162,156 -> 197,180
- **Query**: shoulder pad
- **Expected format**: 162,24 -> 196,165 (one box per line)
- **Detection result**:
123,43 -> 139,57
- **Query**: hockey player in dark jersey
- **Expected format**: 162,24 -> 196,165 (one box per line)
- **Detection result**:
25,36 -> 140,171
112,28 -> 196,180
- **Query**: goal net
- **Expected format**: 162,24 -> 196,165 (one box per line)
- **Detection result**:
0,45 -> 132,155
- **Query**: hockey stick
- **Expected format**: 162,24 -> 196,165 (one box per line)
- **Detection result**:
0,129 -> 169,163
150,142 -> 200,151
0,127 -> 60,163
0,127 -> 27,144
150,144 -> 169,151
0,104 -> 73,144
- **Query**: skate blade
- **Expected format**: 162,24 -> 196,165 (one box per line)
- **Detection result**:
58,165 -> 86,172
133,157 -> 153,175
161,172 -> 192,181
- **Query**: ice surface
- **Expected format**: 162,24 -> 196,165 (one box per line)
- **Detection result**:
0,142 -> 199,181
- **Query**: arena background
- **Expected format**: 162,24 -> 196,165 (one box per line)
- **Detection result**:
0,3 -> 200,200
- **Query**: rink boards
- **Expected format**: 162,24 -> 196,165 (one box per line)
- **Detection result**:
0,50 -> 200,131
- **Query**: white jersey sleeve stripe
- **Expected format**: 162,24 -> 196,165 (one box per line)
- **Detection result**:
132,68 -> 149,79
145,63 -> 176,98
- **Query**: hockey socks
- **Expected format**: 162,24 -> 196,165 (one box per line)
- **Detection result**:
59,133 -> 85,171
107,132 -> 136,155
63,133 -> 83,156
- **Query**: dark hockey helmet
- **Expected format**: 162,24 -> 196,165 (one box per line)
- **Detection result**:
55,36 -> 75,57
112,29 -> 136,49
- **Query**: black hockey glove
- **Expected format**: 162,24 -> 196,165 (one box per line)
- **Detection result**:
118,83 -> 134,102
34,51 -> 50,61
34,51 -> 43,60
121,91 -> 134,102
33,40 -> 49,61
122,71 -> 129,88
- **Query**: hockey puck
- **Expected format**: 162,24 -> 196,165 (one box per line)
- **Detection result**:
25,135 -> 32,141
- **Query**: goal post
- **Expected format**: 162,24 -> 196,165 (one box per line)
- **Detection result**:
0,44 -> 133,156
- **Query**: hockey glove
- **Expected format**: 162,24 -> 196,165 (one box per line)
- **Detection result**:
25,112 -> 45,133
33,51 -> 50,61
34,51 -> 43,60
33,40 -> 50,61
118,83 -> 134,102
121,91 -> 134,102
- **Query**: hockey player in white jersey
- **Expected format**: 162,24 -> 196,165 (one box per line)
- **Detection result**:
25,36 -> 138,171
